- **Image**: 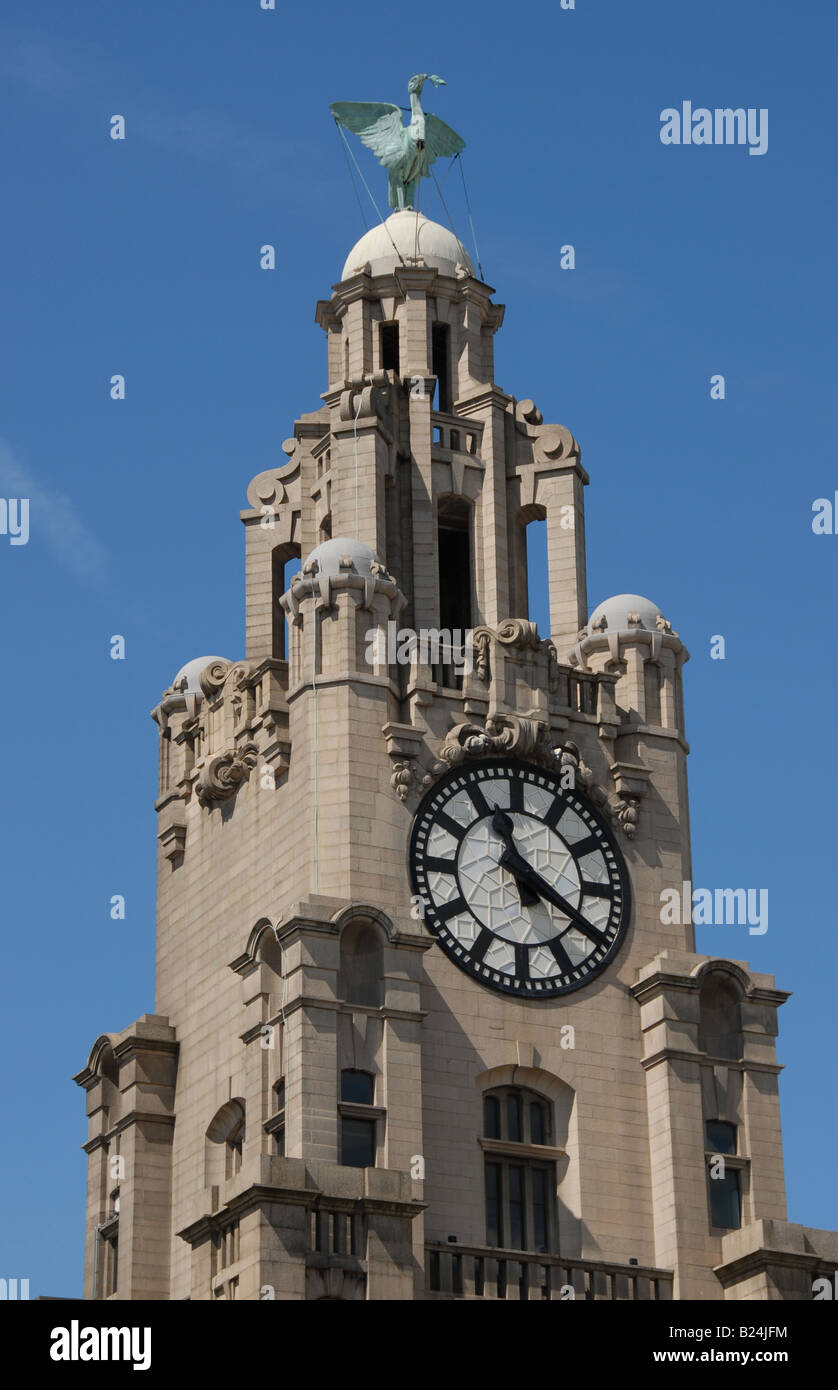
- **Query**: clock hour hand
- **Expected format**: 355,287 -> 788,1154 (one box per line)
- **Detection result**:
491,809 -> 541,908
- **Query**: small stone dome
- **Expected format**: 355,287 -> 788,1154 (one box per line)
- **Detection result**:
171,656 -> 230,694
341,211 -> 474,280
588,594 -> 663,635
302,537 -> 382,579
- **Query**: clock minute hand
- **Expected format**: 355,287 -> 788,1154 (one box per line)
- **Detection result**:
498,848 -> 598,938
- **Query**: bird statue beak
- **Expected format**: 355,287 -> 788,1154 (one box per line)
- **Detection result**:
428,75 -> 446,86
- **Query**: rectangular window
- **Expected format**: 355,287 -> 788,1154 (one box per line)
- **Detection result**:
437,498 -> 472,650
529,1101 -> 545,1146
380,322 -> 400,374
706,1120 -> 737,1155
483,1095 -> 500,1139
531,1169 -> 548,1253
508,1165 -> 525,1250
432,323 -> 451,412
506,1094 -> 522,1143
708,1168 -> 741,1229
341,1115 -> 375,1168
485,1162 -> 503,1248
340,1071 -> 374,1105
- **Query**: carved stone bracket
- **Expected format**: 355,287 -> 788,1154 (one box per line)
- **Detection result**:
338,372 -> 391,423
437,714 -> 564,771
606,762 -> 652,840
382,722 -> 434,802
383,710 -> 648,838
196,743 -> 259,808
472,619 -> 560,692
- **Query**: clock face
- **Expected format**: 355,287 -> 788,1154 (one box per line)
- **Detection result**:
408,758 -> 630,998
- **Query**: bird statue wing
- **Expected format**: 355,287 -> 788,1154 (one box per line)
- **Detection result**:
330,102 -> 407,169
423,114 -> 466,160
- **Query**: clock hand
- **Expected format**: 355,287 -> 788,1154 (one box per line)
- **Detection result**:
490,809 -> 541,908
498,847 -> 603,941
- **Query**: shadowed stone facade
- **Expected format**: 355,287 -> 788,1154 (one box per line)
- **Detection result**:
74,211 -> 837,1301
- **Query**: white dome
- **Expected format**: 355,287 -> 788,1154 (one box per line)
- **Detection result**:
302,537 -> 381,579
340,211 -> 474,280
588,594 -> 663,634
171,656 -> 230,694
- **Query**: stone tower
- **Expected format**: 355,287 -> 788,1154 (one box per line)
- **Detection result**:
75,209 -> 838,1301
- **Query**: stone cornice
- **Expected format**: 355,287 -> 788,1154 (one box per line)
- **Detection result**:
639,1047 -> 783,1076
456,387 -> 512,414
631,966 -> 789,1010
113,1034 -> 178,1064
714,1246 -> 831,1287
82,1111 -> 176,1153
177,1183 -> 425,1246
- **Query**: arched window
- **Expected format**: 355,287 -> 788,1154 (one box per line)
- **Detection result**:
698,973 -> 743,1060
205,1100 -> 246,1187
338,920 -> 384,1007
481,1086 -> 555,1254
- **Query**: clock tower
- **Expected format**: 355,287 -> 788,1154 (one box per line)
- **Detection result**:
75,205 -> 838,1302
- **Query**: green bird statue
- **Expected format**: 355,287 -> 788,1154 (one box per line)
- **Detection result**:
331,74 -> 466,212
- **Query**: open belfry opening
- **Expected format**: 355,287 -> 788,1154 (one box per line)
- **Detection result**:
73,73 -> 838,1303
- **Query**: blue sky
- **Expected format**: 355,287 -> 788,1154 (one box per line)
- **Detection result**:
1,0 -> 836,1296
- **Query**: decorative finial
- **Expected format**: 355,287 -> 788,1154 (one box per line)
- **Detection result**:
331,74 -> 465,212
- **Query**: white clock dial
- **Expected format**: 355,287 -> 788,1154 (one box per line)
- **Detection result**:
409,758 -> 630,998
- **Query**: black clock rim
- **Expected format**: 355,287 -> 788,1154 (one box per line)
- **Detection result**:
406,756 -> 632,1000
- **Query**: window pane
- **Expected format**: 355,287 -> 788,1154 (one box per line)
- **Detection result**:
531,1168 -> 548,1253
509,1165 -> 525,1250
483,1095 -> 500,1139
709,1169 -> 741,1229
485,1162 -> 502,1247
432,323 -> 451,412
340,1070 -> 374,1104
380,323 -> 400,374
341,1117 -> 375,1168
274,1126 -> 285,1157
530,1101 -> 545,1146
705,1121 -> 736,1155
507,1094 -> 522,1143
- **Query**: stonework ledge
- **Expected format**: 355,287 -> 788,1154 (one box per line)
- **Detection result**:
715,1221 -> 838,1294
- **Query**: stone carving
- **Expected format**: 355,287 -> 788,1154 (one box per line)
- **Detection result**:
437,714 -> 562,770
199,660 -> 233,700
390,760 -> 433,803
338,373 -> 391,423
472,619 -> 560,691
196,743 -> 259,808
423,720 -> 641,837
532,423 -> 579,466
